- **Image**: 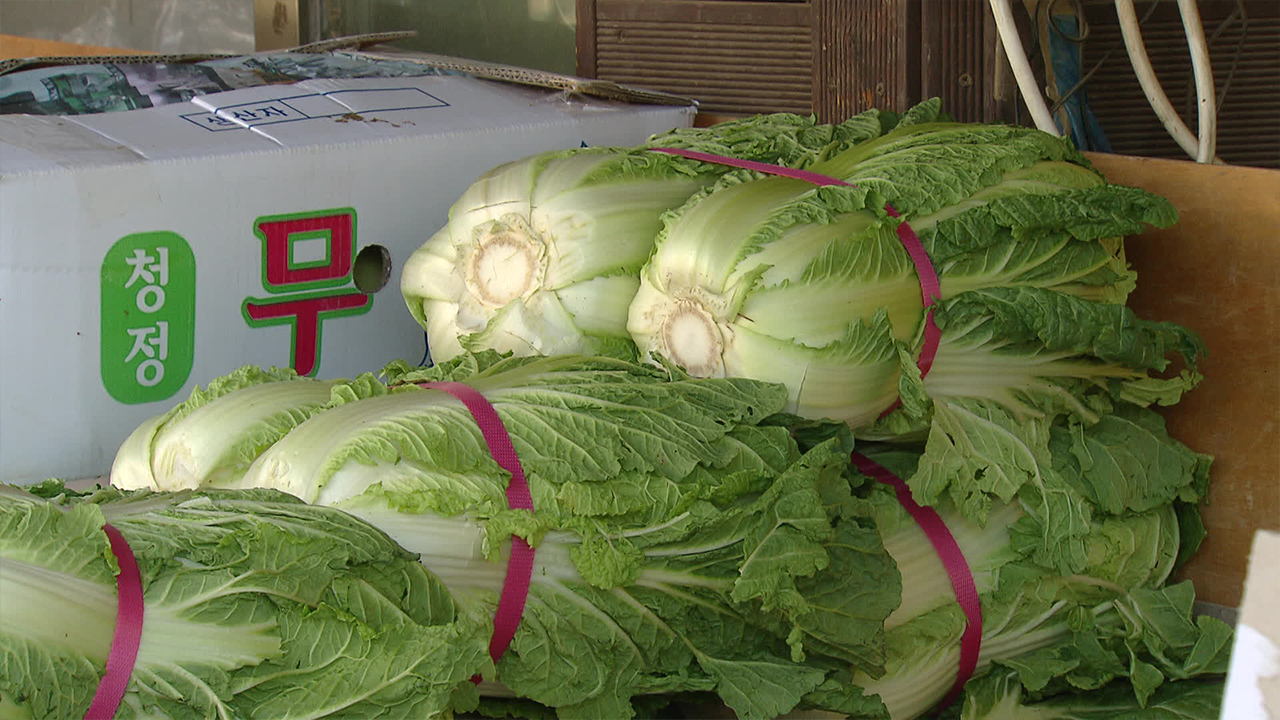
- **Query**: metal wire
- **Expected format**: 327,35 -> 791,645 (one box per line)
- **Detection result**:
1042,0 -> 1091,44
1181,0 -> 1246,124
1049,0 -> 1163,116
1210,0 -> 1248,111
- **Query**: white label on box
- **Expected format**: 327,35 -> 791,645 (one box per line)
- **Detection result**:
181,87 -> 449,131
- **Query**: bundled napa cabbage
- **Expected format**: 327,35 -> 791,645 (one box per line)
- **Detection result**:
623,100 -> 1206,547
105,352 -> 1229,719
627,99 -> 1195,430
0,482 -> 490,720
400,112 -> 895,364
829,422 -> 1222,720
112,353 -> 906,717
394,102 -> 1207,550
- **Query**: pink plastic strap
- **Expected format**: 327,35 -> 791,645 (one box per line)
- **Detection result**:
417,382 -> 535,675
649,147 -> 943,411
883,205 -> 942,378
850,452 -> 982,712
85,524 -> 145,720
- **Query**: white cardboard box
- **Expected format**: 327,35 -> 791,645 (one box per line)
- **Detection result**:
0,71 -> 694,483
1222,530 -> 1280,720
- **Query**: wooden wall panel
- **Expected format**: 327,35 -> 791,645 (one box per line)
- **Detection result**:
579,0 -> 1008,125
921,0 -> 1010,123
815,0 -> 919,122
583,0 -> 812,116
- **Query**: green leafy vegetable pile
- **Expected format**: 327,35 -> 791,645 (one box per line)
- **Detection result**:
88,351 -> 1230,719
0,482 -> 490,720
3,104 -> 1232,720
400,102 -> 1210,578
401,112 -> 887,363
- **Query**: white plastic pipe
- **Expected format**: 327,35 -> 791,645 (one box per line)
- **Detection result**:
989,0 -> 1062,136
1115,0 -> 1217,162
1177,0 -> 1218,163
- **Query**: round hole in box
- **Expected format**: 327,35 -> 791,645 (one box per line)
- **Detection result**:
353,244 -> 392,294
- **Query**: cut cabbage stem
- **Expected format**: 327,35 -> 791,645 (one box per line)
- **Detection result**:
661,300 -> 725,377
466,226 -> 545,307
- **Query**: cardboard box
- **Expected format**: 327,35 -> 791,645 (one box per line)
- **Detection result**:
0,58 -> 695,484
1083,153 -> 1280,609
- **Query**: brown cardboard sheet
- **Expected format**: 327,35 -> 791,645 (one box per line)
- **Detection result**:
1086,152 -> 1280,607
0,34 -> 155,59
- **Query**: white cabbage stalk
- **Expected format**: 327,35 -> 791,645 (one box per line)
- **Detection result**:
861,500 -> 1181,718
110,367 -> 341,491
233,389 -> 463,505
400,150 -> 716,364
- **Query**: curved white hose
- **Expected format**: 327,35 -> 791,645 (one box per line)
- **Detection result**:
1115,0 -> 1221,163
989,0 -> 1062,136
1177,0 -> 1218,162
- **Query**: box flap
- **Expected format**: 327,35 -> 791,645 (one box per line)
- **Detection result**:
1,35 -> 696,175
2,75 -> 692,173
0,32 -> 696,109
